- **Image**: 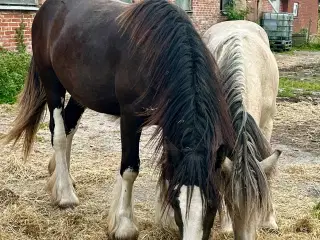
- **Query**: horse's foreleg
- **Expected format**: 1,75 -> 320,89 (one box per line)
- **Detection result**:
155,180 -> 178,231
219,197 -> 233,234
108,110 -> 142,240
259,197 -> 278,231
44,73 -> 79,208
48,97 -> 85,188
258,119 -> 278,231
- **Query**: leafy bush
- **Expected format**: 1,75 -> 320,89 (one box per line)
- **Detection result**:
0,50 -> 31,103
224,3 -> 250,21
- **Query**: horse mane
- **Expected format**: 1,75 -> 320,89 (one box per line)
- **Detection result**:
212,34 -> 272,223
117,0 -> 235,215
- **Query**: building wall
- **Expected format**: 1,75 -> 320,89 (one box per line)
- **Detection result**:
263,0 -> 318,34
286,0 -> 318,34
190,0 -> 226,33
0,11 -> 34,51
132,0 -> 226,33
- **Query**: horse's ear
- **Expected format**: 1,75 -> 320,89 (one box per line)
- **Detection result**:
260,150 -> 282,174
221,149 -> 282,176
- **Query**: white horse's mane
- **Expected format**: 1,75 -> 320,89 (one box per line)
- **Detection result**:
211,33 -> 273,224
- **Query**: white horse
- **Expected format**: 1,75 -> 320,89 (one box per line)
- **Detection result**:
203,20 -> 281,239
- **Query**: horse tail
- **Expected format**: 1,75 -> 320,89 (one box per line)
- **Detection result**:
1,56 -> 46,160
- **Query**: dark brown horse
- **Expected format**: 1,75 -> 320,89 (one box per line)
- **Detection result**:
2,0 -> 237,239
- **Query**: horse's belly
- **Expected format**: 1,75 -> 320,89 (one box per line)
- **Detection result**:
65,80 -> 120,115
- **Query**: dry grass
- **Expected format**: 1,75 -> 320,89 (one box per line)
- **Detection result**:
0,100 -> 319,240
273,100 -> 320,153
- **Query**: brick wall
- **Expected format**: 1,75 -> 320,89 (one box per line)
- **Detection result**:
133,0 -> 226,34
286,0 -> 318,34
0,11 -> 34,51
190,0 -> 226,34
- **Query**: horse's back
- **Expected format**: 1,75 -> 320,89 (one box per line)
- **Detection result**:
33,0 -> 126,66
204,20 -> 279,139
203,20 -> 269,47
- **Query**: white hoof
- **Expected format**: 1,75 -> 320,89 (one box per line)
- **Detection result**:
220,222 -> 233,235
46,171 -> 79,208
109,216 -> 139,240
260,211 -> 278,231
260,219 -> 279,231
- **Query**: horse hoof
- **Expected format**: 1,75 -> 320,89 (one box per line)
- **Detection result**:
46,172 -> 79,208
56,189 -> 79,208
109,217 -> 139,240
260,219 -> 279,233
220,225 -> 233,235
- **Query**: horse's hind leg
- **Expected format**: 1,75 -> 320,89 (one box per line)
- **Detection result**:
42,70 -> 79,208
48,97 -> 86,187
108,108 -> 142,240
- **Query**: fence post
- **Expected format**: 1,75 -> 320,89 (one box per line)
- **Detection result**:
307,18 -> 312,44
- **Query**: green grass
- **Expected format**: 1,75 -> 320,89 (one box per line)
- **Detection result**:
278,77 -> 320,98
0,50 -> 31,104
292,43 -> 320,51
312,202 -> 320,220
277,43 -> 320,54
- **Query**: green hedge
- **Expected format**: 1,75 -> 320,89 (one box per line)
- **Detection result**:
0,50 -> 31,103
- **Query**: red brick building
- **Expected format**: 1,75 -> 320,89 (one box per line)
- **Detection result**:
282,0 -> 318,34
0,0 -> 318,51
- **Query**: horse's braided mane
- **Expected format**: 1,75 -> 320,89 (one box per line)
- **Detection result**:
117,0 -> 235,216
212,33 -> 273,224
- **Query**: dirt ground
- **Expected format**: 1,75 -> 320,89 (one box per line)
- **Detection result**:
0,51 -> 319,240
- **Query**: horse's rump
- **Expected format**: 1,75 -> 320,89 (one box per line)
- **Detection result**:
32,0 -> 131,114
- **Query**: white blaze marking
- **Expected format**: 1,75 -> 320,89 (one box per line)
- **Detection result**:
179,186 -> 204,240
